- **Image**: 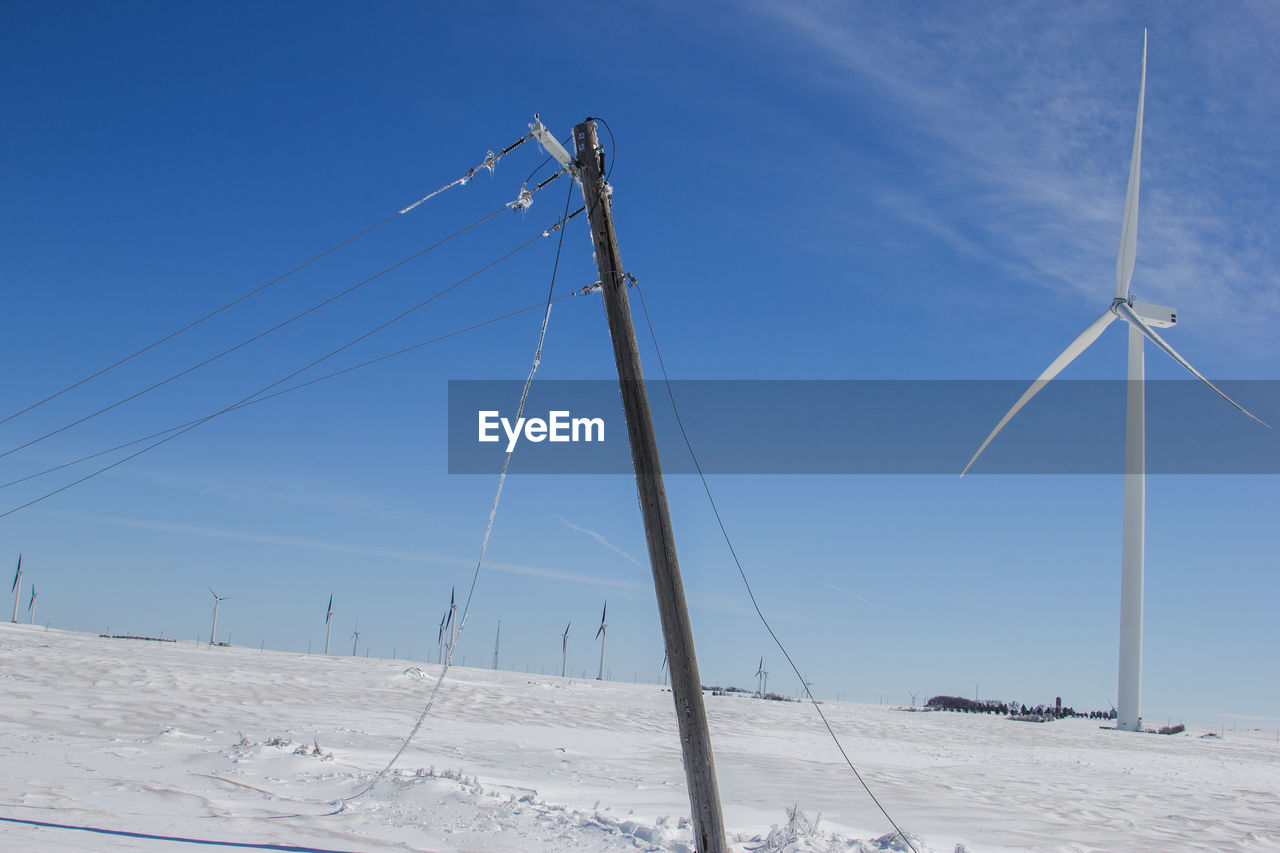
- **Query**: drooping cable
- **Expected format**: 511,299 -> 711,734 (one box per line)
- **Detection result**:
1,285 -> 598,492
338,179 -> 575,807
0,208 -> 582,521
0,136 -> 531,428
1,176 -> 564,462
632,281 -> 921,853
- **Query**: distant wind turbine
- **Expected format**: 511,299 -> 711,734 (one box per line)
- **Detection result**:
27,584 -> 37,625
561,621 -> 570,677
755,657 -> 768,697
351,623 -> 361,657
207,586 -> 231,646
435,587 -> 457,664
661,651 -> 669,687
324,594 -> 334,655
437,608 -> 450,663
493,620 -> 501,670
448,587 -> 457,652
595,601 -> 608,680
962,31 -> 1269,733
10,554 -> 22,623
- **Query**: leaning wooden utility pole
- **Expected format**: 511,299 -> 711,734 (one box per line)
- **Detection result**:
572,119 -> 729,853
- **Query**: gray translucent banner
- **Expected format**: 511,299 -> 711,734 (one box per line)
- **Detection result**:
447,380 -> 1280,474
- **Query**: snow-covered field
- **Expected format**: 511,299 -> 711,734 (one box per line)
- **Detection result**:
1,624 -> 1277,852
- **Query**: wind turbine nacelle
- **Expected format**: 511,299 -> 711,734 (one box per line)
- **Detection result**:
1129,300 -> 1176,328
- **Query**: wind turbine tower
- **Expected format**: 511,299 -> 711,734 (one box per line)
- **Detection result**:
561,621 -> 570,678
351,624 -> 361,657
10,555 -> 22,623
595,601 -> 608,680
437,609 -> 450,664
493,620 -> 501,670
207,586 -> 231,646
448,587 -> 458,653
27,585 -> 37,625
324,594 -> 334,655
755,657 -> 768,697
962,31 -> 1269,733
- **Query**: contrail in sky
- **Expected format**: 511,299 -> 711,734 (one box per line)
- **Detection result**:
823,581 -> 880,608
46,511 -> 648,592
557,515 -> 642,566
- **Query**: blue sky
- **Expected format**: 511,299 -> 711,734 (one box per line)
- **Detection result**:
2,1 -> 1277,726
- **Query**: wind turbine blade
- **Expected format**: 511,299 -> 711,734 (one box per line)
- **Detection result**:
11,555 -> 20,592
962,308 -> 1119,475
601,602 -> 607,624
1114,302 -> 1271,428
207,585 -> 217,598
595,624 -> 604,639
1116,30 -> 1147,300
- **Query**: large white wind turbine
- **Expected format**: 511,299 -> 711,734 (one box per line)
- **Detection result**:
595,601 -> 608,680
963,32 -> 1269,733
10,554 -> 22,623
324,594 -> 333,655
207,586 -> 232,646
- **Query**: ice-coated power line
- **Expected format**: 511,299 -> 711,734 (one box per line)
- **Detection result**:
337,177 -> 575,808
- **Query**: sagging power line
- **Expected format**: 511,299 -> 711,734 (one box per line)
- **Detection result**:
0,205 -> 584,521
0,135 -> 533,430
2,176 -> 564,464
0,284 -> 599,494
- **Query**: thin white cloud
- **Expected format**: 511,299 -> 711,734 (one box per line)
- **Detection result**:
557,515 -> 643,567
44,511 -> 648,593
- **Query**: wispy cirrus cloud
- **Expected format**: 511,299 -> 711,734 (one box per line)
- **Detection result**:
743,0 -> 1280,355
